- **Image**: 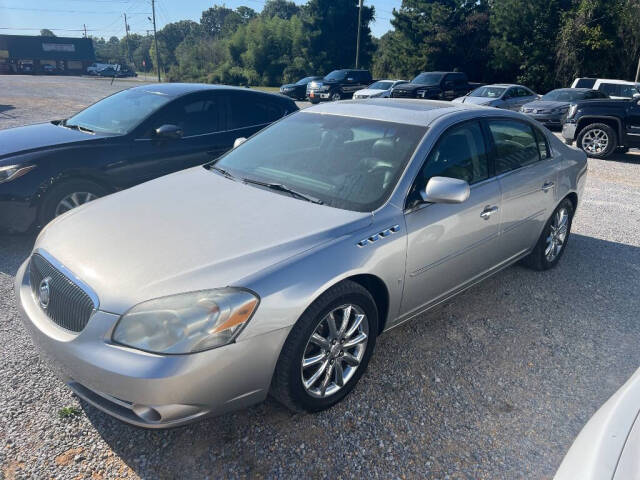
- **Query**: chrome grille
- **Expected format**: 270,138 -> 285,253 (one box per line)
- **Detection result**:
29,254 -> 96,332
391,89 -> 414,98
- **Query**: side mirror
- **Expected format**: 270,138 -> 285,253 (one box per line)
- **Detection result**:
421,176 -> 470,204
233,137 -> 247,148
155,124 -> 183,139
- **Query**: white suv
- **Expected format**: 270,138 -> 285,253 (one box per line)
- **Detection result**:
571,78 -> 640,99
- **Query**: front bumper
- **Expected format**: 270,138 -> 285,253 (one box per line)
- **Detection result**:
526,113 -> 563,127
15,258 -> 290,428
308,90 -> 331,101
562,122 -> 577,143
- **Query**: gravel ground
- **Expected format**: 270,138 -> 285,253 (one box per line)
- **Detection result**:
1,75 -> 640,479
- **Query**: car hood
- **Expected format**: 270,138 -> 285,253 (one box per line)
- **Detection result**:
0,122 -> 100,160
35,166 -> 372,314
455,96 -> 497,105
523,100 -> 569,109
281,83 -> 296,89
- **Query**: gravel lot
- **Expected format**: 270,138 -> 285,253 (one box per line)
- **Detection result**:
1,75 -> 640,479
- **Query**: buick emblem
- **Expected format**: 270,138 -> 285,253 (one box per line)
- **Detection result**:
39,277 -> 52,309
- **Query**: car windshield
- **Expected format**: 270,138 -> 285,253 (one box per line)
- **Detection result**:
542,90 -> 587,101
368,81 -> 393,90
296,77 -> 316,85
324,70 -> 347,81
411,73 -> 444,85
213,112 -> 427,212
469,86 -> 506,98
64,88 -> 173,135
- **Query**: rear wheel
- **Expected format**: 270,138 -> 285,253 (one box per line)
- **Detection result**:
522,198 -> 574,271
38,179 -> 108,227
577,123 -> 617,158
271,281 -> 378,412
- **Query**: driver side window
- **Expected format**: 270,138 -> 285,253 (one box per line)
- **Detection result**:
407,121 -> 489,207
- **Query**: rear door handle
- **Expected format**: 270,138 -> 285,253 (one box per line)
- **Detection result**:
480,205 -> 499,220
542,181 -> 555,192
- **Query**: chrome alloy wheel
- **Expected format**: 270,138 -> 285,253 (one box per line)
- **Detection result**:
54,192 -> 98,217
301,304 -> 369,398
581,128 -> 609,154
545,207 -> 569,262
331,92 -> 341,101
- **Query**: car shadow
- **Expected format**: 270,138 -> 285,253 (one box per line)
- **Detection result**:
601,149 -> 640,164
80,232 -> 640,478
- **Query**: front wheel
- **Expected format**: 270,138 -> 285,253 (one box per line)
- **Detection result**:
330,91 -> 342,101
38,179 -> 108,228
577,123 -> 617,158
271,281 -> 378,413
522,198 -> 574,271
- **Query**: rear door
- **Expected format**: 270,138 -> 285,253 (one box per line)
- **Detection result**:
402,120 -> 503,316
625,99 -> 640,146
487,118 -> 558,259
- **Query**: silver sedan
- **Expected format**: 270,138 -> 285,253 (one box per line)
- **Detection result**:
16,99 -> 587,428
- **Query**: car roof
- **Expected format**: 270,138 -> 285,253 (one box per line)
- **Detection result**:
304,98 -> 513,126
127,83 -> 278,98
488,83 -> 522,88
595,79 -> 636,85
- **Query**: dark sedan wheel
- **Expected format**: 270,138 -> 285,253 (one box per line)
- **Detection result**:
577,123 -> 617,158
271,280 -> 378,412
522,198 -> 574,271
39,179 -> 108,227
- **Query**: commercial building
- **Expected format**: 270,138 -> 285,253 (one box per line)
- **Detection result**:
0,34 -> 95,75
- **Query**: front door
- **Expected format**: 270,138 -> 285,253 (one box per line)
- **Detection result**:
625,99 -> 640,146
486,118 -> 558,259
401,120 -> 502,317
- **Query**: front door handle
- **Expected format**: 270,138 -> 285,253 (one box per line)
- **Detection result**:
480,205 -> 499,220
542,181 -> 555,192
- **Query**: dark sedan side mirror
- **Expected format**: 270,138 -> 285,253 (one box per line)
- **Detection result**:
421,176 -> 470,204
155,124 -> 183,139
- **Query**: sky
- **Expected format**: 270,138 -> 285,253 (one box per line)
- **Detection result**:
0,0 -> 401,39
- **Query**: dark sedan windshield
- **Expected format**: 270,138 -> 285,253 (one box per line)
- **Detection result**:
324,70 -> 347,81
411,73 -> 444,85
296,76 -> 319,85
542,89 -> 588,102
213,112 -> 426,212
64,88 -> 173,135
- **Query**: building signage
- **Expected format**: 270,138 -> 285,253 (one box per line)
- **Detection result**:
42,43 -> 76,52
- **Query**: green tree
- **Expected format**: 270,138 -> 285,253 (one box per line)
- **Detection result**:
40,29 -> 56,37
262,0 -> 300,19
303,0 -> 376,72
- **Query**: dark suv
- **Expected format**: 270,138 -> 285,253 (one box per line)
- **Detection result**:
390,71 -> 482,100
562,95 -> 640,158
307,69 -> 373,103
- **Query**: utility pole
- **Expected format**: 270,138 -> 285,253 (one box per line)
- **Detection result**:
151,0 -> 161,82
83,24 -> 87,38
636,54 -> 640,83
355,0 -> 363,69
123,13 -> 131,65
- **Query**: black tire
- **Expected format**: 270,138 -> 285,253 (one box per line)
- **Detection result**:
271,280 -> 378,413
38,179 -> 108,227
330,91 -> 342,101
522,198 -> 574,271
576,123 -> 617,159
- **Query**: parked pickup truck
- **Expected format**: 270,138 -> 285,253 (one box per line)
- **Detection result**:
390,72 -> 482,100
307,69 -> 373,103
562,96 -> 640,158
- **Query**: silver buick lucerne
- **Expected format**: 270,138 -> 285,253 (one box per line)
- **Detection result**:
16,99 -> 587,428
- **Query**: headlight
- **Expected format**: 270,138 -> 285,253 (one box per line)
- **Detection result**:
0,164 -> 36,184
112,288 -> 259,354
566,104 -> 578,119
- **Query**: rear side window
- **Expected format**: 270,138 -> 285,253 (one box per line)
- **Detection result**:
488,120 -> 540,174
533,128 -> 551,160
575,78 -> 596,88
229,94 -> 285,129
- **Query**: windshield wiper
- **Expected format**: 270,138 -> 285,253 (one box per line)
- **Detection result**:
209,165 -> 237,180
242,178 -> 324,205
61,120 -> 94,134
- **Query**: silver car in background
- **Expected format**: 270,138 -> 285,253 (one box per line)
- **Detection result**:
353,79 -> 408,99
453,84 -> 538,110
16,99 -> 587,428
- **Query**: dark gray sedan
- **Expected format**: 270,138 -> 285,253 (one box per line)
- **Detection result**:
521,88 -> 608,129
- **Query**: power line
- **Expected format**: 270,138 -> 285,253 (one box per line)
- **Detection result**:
0,6 -> 150,15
